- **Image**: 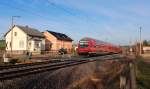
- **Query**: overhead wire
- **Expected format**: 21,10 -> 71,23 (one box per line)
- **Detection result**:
0,1 -> 51,21
0,0 -> 121,44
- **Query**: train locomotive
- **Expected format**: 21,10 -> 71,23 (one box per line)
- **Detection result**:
77,37 -> 122,56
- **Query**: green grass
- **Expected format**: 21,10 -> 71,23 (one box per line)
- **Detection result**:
136,59 -> 150,89
0,40 -> 5,48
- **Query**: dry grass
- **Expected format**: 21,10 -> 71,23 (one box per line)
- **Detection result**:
0,60 -> 126,89
136,59 -> 150,89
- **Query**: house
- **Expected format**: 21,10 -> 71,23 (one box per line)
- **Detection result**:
143,46 -> 150,53
4,25 -> 45,55
43,30 -> 73,53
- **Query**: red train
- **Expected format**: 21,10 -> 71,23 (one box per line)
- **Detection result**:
77,37 -> 122,56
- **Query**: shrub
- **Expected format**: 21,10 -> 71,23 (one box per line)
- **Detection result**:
9,58 -> 19,64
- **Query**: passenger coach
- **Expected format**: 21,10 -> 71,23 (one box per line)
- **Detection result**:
77,37 -> 122,56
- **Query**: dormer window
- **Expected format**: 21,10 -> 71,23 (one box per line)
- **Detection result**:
14,32 -> 17,36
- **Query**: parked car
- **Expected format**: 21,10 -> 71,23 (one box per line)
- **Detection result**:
59,48 -> 67,55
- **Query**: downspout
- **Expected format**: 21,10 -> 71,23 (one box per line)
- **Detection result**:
26,35 -> 28,53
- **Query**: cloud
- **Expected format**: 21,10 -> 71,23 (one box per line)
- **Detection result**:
1,0 -> 150,45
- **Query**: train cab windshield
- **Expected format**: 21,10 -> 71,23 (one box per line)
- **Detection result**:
79,41 -> 89,48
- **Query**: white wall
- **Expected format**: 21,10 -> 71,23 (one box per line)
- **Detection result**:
27,37 -> 45,52
5,26 -> 45,53
5,26 -> 27,51
41,38 -> 45,51
27,39 -> 34,52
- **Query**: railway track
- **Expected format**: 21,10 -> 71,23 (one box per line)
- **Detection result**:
0,54 -> 123,70
0,60 -> 66,70
0,54 -> 124,80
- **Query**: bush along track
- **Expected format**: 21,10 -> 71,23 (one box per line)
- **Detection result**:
136,59 -> 150,89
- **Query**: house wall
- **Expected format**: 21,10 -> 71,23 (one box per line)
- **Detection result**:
5,26 -> 27,51
56,40 -> 72,53
27,37 -> 34,52
43,32 -> 57,51
143,46 -> 150,53
43,31 -> 72,53
65,41 -> 72,53
27,37 -> 45,52
5,26 -> 45,55
41,38 -> 45,51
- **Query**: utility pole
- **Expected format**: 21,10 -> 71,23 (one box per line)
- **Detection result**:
10,16 -> 20,54
139,26 -> 142,55
129,38 -> 132,55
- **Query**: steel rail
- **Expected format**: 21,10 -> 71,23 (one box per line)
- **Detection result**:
0,60 -> 68,70
0,54 -> 124,80
0,60 -> 89,80
0,54 -> 122,70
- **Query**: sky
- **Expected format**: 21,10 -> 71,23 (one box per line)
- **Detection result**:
0,0 -> 150,45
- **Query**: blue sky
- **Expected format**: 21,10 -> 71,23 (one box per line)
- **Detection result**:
0,0 -> 150,45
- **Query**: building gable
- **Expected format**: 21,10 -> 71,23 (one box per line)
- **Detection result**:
5,26 -> 28,51
4,25 -> 45,38
5,26 -> 27,39
44,31 -> 57,42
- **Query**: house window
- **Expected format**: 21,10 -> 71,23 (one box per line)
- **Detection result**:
19,40 -> 24,48
14,32 -> 17,36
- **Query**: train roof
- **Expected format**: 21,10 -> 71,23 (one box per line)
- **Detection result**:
80,37 -> 93,41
